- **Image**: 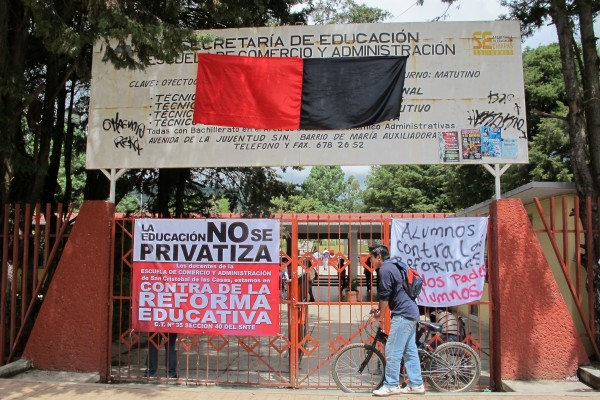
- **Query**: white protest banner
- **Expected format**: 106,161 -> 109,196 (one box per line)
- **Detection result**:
132,219 -> 280,336
391,218 -> 488,307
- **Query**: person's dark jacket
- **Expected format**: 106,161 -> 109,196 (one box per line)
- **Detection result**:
377,258 -> 420,321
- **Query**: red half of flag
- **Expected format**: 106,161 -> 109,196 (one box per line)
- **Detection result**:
193,53 -> 304,130
193,53 -> 408,131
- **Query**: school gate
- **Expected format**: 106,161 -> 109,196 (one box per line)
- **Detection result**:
17,198 -> 591,390
109,211 -> 490,389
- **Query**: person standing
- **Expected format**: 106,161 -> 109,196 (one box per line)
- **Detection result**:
308,264 -> 317,302
364,256 -> 373,293
369,245 -> 425,396
431,307 -> 461,345
145,332 -> 178,378
321,249 -> 330,271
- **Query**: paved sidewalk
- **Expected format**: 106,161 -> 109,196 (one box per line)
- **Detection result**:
1,371 -> 598,400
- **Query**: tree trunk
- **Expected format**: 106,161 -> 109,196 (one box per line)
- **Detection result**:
578,0 -> 600,193
577,0 -> 600,347
28,56 -> 59,203
0,1 -> 29,203
154,168 -> 175,217
173,168 -> 189,217
43,82 -> 67,204
63,82 -> 76,207
550,0 -> 600,349
84,170 -> 110,200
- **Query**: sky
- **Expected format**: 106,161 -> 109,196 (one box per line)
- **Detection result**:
279,0 -> 561,186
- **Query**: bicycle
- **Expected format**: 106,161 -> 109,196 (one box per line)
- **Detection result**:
331,316 -> 481,393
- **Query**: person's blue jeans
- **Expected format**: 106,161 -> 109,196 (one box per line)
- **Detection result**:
384,315 -> 423,388
147,333 -> 178,378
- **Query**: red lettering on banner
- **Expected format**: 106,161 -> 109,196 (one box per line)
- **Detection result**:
449,264 -> 486,285
418,283 -> 483,305
421,273 -> 445,288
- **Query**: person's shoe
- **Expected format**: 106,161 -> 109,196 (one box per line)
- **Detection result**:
372,386 -> 402,396
168,375 -> 178,379
143,371 -> 157,378
399,384 -> 425,394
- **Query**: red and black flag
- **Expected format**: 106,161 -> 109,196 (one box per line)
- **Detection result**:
193,53 -> 407,131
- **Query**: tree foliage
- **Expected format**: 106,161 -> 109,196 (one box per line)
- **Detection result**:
0,0 -> 304,217
270,166 -> 363,213
303,0 -> 392,24
501,43 -> 573,189
362,165 -> 455,213
301,166 -> 346,205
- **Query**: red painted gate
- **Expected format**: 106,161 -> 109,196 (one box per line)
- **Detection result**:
109,213 -> 492,388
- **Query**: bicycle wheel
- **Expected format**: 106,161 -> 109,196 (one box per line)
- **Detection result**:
425,342 -> 481,392
331,343 -> 385,393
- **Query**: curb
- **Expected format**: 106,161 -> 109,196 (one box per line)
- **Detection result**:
578,366 -> 600,390
0,359 -> 32,378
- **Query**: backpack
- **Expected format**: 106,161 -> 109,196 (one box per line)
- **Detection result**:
391,258 -> 424,301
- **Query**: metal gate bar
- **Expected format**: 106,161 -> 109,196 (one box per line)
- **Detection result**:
533,195 -> 599,359
0,203 -> 72,365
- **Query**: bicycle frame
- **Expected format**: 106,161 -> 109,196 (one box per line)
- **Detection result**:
332,318 -> 481,393
358,327 -> 388,374
359,321 -> 452,378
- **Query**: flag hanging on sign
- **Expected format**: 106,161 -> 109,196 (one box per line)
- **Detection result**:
193,53 -> 408,130
193,54 -> 304,130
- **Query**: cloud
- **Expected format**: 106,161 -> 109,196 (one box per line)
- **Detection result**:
368,0 -> 560,47
373,0 -> 507,23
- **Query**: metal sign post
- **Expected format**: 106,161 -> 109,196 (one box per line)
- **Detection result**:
101,168 -> 127,203
483,164 -> 511,199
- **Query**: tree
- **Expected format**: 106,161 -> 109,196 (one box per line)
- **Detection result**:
303,0 -> 392,24
301,166 -> 346,211
271,194 -> 329,213
502,44 -> 572,189
1,1 -> 193,203
499,0 -> 600,347
0,0 -> 304,208
340,176 -> 363,212
361,165 -> 455,213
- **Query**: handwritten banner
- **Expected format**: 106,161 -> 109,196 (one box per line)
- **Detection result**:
391,218 -> 488,307
132,219 -> 280,336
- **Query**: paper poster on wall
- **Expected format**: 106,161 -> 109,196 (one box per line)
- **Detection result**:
391,218 -> 488,307
481,126 -> 502,157
132,218 -> 280,336
461,129 -> 482,160
439,131 -> 460,162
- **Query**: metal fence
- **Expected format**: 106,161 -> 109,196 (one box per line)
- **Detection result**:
109,213 -> 492,389
0,203 -> 73,365
532,195 -> 599,359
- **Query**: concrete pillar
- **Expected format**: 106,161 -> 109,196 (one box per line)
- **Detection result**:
23,201 -> 114,380
489,199 -> 589,380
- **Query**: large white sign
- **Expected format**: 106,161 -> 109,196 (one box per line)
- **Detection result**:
87,21 -> 527,169
391,218 -> 488,307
